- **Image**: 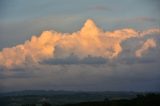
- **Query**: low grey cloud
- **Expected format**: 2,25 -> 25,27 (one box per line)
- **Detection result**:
42,55 -> 107,65
1,61 -> 160,92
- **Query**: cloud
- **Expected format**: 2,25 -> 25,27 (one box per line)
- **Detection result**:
135,39 -> 156,58
42,55 -> 107,65
88,4 -> 111,11
1,61 -> 160,92
0,19 -> 160,69
140,28 -> 160,37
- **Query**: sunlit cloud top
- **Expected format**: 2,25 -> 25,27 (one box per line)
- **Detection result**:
0,19 -> 160,69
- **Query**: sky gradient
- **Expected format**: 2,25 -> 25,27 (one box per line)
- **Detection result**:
0,0 -> 160,92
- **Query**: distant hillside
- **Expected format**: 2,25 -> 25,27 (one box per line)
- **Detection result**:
0,90 -> 138,106
0,90 -> 77,96
0,90 -> 137,99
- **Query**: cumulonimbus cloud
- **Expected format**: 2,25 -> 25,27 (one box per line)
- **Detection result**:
0,19 -> 160,69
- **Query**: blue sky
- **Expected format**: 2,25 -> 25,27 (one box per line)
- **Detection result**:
0,0 -> 160,49
0,0 -> 160,92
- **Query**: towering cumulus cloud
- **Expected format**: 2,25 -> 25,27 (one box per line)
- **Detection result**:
0,19 -> 160,69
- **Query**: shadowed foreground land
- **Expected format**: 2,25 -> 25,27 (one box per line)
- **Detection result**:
63,93 -> 160,106
0,91 -> 159,106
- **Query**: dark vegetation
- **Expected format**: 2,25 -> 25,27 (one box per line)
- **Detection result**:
63,93 -> 160,106
0,90 -> 159,106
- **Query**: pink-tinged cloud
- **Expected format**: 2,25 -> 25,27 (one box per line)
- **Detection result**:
135,39 -> 156,58
0,19 -> 160,69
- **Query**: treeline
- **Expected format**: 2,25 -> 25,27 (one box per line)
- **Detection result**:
63,93 -> 160,106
